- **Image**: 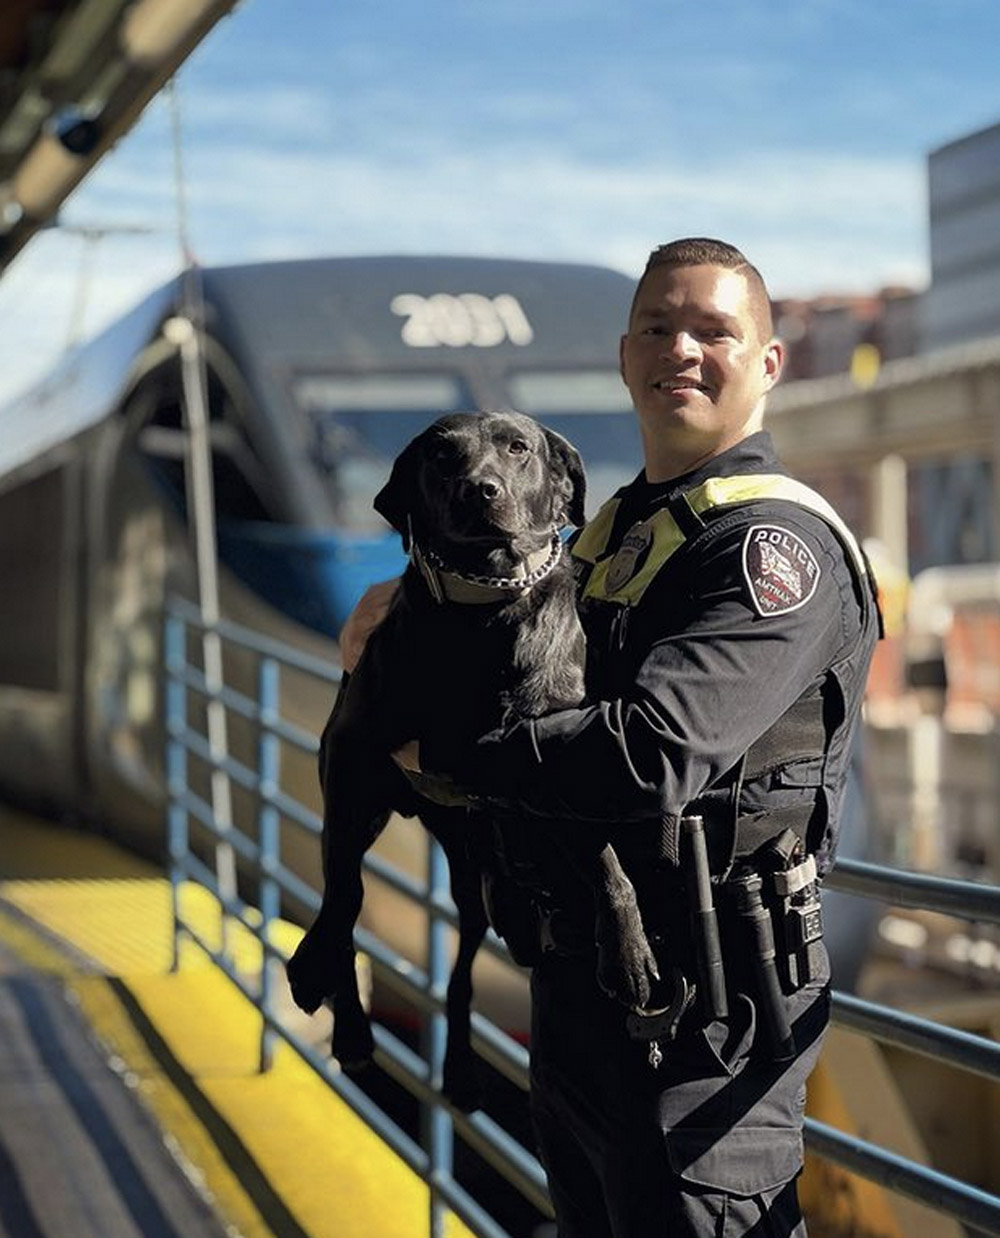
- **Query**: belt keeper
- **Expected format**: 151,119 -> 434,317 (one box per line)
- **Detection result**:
774,854 -> 817,897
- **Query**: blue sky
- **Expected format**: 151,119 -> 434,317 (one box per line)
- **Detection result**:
1,0 -> 998,404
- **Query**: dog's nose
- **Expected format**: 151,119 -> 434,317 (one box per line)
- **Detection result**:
461,474 -> 505,503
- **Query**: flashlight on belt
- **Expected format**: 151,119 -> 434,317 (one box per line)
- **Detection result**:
730,868 -> 795,1062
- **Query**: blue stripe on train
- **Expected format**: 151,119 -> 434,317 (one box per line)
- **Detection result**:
217,522 -> 408,640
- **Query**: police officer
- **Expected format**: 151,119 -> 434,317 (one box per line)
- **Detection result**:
351,238 -> 881,1237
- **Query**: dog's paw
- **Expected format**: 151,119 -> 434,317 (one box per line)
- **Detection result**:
443,1050 -> 482,1113
595,931 -> 660,1010
286,931 -> 337,1014
332,1004 -> 375,1073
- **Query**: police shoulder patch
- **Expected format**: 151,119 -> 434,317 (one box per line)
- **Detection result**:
741,524 -> 821,616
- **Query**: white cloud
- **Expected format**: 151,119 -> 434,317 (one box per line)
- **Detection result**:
171,140 -> 927,293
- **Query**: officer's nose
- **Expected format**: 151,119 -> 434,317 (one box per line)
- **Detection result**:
659,330 -> 700,361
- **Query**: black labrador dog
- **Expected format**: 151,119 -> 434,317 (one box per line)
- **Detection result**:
286,410 -> 657,1109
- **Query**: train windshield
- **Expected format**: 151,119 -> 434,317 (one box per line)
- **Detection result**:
506,369 -> 640,510
295,372 -> 472,532
295,368 -> 640,532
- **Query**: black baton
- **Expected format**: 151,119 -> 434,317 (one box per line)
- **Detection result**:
681,815 -> 728,1021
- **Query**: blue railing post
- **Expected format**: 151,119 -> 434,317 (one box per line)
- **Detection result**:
165,610 -> 189,975
257,654 -> 281,1073
423,836 -> 454,1238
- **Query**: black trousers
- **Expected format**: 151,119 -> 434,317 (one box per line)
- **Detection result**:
529,950 -> 830,1238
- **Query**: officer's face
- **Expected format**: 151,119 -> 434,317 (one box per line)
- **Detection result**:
619,263 -> 784,482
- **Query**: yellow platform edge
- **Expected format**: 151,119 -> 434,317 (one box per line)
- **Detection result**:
0,809 -> 474,1238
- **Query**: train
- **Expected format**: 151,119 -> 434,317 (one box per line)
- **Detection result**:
0,253 -> 874,1025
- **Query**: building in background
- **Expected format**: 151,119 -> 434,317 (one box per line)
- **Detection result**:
770,116 -> 1000,574
774,288 -> 921,382
922,118 -> 1000,350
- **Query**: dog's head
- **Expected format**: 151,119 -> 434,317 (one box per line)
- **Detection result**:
374,411 -> 586,564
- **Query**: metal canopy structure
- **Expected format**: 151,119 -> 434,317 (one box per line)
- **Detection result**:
0,0 -> 239,276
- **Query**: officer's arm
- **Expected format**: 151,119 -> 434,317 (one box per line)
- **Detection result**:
442,514 -> 859,828
340,577 -> 400,672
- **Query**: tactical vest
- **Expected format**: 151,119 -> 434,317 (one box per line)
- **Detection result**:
570,473 -> 878,877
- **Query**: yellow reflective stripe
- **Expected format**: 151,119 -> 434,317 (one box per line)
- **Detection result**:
573,472 -> 868,608
685,474 -> 868,577
581,505 -> 686,604
571,496 -> 621,563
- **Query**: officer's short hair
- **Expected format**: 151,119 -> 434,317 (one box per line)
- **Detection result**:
630,237 -> 775,341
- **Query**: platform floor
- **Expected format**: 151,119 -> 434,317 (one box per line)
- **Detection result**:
0,807 -> 472,1238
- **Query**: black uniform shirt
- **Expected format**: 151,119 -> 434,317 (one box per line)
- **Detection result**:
453,431 -> 879,873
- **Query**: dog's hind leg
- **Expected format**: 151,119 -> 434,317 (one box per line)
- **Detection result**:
330,968 -> 376,1073
591,845 -> 660,1010
443,849 -> 489,1111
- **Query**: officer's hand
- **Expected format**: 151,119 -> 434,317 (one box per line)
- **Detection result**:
393,743 -> 475,808
392,740 -> 421,772
339,577 -> 400,672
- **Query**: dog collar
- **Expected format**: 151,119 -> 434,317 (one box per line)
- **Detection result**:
412,531 -> 564,605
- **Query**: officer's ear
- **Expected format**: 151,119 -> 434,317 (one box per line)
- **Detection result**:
762,337 -> 785,391
544,427 -> 587,528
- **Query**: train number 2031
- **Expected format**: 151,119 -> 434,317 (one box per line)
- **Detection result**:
390,292 -> 535,348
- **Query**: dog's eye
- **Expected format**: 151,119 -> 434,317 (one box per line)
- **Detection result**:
433,443 -> 458,470
508,438 -> 530,455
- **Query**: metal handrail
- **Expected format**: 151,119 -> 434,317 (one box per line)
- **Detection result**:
165,600 -> 549,1237
833,991 -> 1000,1084
163,596 -> 1000,1238
828,857 -> 1000,925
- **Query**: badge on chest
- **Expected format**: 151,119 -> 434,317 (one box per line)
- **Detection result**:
605,519 -> 655,594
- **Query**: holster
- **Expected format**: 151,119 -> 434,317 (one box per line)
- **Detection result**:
766,846 -> 825,994
718,831 -> 826,1062
742,829 -> 825,996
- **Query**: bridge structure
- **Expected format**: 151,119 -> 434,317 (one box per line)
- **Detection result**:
769,334 -> 1000,578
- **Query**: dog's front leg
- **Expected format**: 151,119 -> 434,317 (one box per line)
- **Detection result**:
286,792 -> 389,1071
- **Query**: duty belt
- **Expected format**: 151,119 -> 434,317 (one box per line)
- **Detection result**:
625,820 -> 823,1069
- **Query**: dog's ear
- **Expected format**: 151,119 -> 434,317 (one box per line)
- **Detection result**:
544,428 -> 587,527
374,434 -> 426,547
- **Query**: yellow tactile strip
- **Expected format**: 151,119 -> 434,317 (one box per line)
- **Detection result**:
0,808 -> 472,1238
